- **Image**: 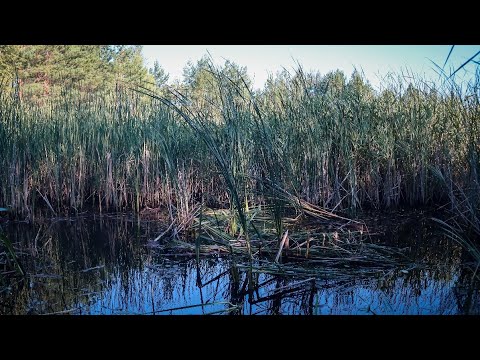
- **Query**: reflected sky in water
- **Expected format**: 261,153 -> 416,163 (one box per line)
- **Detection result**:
0,216 -> 478,315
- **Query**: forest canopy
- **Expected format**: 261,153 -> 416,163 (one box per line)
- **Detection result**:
0,45 -> 159,97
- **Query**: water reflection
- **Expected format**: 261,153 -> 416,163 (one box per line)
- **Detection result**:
0,215 -> 479,314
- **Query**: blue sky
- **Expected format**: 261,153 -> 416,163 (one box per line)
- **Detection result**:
142,45 -> 480,91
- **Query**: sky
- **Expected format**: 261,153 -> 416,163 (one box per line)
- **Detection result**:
142,45 -> 480,91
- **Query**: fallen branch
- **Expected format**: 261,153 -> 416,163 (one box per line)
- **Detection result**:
275,230 -> 289,263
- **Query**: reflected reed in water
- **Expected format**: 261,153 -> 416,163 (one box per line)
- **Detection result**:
0,215 -> 478,315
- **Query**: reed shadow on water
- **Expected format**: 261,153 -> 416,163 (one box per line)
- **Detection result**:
0,215 -> 479,315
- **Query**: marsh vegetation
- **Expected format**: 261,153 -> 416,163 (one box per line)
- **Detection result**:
0,46 -> 479,314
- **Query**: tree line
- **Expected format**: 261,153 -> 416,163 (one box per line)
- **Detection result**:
0,45 -> 252,102
0,45 -> 171,98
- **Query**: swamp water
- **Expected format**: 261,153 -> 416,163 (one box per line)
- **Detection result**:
1,215 -> 479,315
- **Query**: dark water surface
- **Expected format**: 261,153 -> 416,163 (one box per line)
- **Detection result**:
1,215 -> 479,315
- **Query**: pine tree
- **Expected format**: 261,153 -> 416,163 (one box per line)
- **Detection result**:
149,60 -> 169,88
0,45 -> 157,96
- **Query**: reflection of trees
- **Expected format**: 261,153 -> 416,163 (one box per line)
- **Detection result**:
0,217 -> 154,314
453,270 -> 479,315
452,249 -> 480,315
1,216 -> 479,314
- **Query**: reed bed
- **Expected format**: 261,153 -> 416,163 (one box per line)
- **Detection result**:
0,64 -> 479,253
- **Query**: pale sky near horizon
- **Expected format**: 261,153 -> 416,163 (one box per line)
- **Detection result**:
142,45 -> 480,91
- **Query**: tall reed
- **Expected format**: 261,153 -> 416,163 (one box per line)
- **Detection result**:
0,65 -> 478,243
